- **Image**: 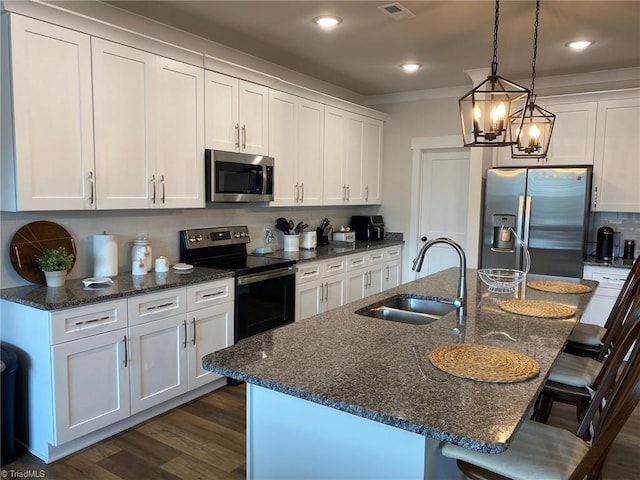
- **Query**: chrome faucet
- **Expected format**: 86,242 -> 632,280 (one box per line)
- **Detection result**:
412,237 -> 467,323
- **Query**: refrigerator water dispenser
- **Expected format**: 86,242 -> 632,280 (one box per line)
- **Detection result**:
492,214 -> 517,251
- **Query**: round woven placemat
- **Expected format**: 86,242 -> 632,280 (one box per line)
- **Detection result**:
499,299 -> 576,318
428,344 -> 540,383
527,280 -> 593,294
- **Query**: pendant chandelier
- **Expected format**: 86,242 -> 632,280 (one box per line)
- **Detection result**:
509,0 -> 555,159
459,0 -> 530,147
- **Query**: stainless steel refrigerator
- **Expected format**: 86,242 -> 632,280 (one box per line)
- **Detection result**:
481,167 -> 591,278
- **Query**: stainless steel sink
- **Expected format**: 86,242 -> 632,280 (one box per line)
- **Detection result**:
355,294 -> 456,325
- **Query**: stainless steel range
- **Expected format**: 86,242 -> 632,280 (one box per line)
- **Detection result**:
179,226 -> 296,342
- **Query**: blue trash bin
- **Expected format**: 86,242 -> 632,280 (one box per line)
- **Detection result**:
1,345 -> 18,465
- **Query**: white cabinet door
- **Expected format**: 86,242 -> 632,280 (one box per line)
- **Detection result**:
325,276 -> 346,312
156,57 -> 205,208
363,117 -> 383,204
239,80 -> 269,155
382,261 -> 401,291
344,112 -> 365,204
92,38 -> 155,209
52,329 -> 129,444
187,303 -> 233,389
323,106 -> 347,205
297,278 -> 324,321
593,97 -> 640,212
296,98 -> 324,206
5,15 -> 94,211
129,315 -> 188,415
204,71 -> 239,151
269,90 -> 298,206
346,269 -> 368,303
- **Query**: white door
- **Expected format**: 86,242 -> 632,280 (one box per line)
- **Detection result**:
129,315 -> 188,414
239,80 -> 269,154
269,90 -> 298,206
363,117 -> 383,204
323,106 -> 347,205
187,303 -> 233,389
344,112 -> 365,203
92,38 -> 155,209
52,329 -> 130,444
416,151 -> 470,278
9,15 -> 95,211
156,57 -> 205,208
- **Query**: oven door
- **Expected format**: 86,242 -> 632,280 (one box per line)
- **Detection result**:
235,266 -> 295,341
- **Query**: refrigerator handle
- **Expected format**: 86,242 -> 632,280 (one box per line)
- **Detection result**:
516,195 -> 526,271
523,195 -> 532,258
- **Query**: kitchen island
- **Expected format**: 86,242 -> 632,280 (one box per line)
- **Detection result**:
203,268 -> 597,479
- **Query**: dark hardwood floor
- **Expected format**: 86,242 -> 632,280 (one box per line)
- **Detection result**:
3,382 -> 639,479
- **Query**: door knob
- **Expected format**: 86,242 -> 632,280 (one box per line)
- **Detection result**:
421,236 -> 428,242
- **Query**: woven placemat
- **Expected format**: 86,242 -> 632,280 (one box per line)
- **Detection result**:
528,280 -> 593,294
499,299 -> 576,318
428,344 -> 540,383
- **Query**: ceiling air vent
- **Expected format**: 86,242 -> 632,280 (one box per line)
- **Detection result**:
378,3 -> 416,21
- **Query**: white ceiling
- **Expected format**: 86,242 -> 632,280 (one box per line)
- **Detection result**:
103,1 -> 640,97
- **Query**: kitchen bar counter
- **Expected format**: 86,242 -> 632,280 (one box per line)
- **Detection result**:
203,268 -> 596,479
0,267 -> 233,311
584,257 -> 634,269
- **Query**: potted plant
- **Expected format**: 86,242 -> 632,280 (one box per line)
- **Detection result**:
35,247 -> 74,287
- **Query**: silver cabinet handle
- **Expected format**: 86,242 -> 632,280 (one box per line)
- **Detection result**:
123,335 -> 128,368
386,265 -> 390,280
319,283 -> 324,304
88,171 -> 95,205
192,317 -> 196,346
242,125 -> 246,149
295,183 -> 299,202
324,282 -> 329,303
183,319 -> 188,348
235,124 -> 240,149
151,174 -> 156,204
74,315 -> 111,327
342,184 -> 347,202
300,182 -> 304,202
202,290 -> 226,299
160,175 -> 166,204
365,185 -> 369,202
593,186 -> 598,209
347,184 -> 350,201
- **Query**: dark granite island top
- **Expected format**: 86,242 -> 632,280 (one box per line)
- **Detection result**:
204,267 -> 597,466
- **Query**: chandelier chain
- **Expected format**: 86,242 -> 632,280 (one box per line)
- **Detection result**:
491,0 -> 500,75
530,0 -> 540,95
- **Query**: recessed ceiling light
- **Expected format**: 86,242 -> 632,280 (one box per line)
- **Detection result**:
401,63 -> 421,73
313,16 -> 342,28
567,40 -> 594,50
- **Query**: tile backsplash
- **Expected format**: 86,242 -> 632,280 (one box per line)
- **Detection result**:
1,205 -> 379,288
587,211 -> 640,259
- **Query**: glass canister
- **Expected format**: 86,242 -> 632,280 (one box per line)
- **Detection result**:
132,237 -> 153,273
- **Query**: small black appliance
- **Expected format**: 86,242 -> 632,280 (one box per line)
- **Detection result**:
596,226 -> 614,261
350,215 -> 385,241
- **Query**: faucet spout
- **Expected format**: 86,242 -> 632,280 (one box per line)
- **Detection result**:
412,238 -> 467,322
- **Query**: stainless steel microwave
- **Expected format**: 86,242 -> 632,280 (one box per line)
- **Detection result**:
205,149 -> 274,202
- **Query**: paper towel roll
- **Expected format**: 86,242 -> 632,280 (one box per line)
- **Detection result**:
93,234 -> 118,277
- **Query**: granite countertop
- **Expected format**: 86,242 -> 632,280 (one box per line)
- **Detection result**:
0,267 -> 234,311
203,268 -> 597,454
583,257 -> 634,269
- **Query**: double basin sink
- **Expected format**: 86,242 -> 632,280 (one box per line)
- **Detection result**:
355,294 -> 456,325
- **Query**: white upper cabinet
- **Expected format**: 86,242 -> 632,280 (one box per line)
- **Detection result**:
362,117 -> 383,204
323,106 -> 382,206
2,15 -> 95,211
495,101 -> 597,167
205,71 -> 269,155
592,97 -> 640,212
269,90 -> 323,206
92,39 -> 204,209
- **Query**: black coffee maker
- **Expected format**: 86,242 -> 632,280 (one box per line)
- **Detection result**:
596,226 -> 614,261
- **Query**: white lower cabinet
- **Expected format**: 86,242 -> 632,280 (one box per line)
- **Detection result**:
297,246 -> 403,320
0,277 -> 234,462
581,265 -> 629,327
52,328 -> 130,445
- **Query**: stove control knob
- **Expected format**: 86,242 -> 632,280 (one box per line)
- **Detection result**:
234,232 -> 241,238
240,231 -> 247,237
188,235 -> 197,243
196,235 -> 203,242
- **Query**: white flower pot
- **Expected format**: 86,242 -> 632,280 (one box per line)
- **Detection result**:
44,270 -> 67,288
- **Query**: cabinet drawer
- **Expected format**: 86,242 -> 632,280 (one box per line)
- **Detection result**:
297,262 -> 322,284
384,247 -> 402,261
347,254 -> 368,271
51,299 -> 128,345
368,251 -> 385,265
128,288 -> 187,326
323,258 -> 346,277
187,278 -> 234,311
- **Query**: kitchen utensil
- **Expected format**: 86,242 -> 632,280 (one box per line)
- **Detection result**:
276,217 -> 290,234
295,221 -> 304,234
9,221 -> 77,285
288,220 -> 294,232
